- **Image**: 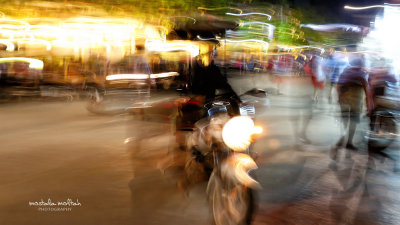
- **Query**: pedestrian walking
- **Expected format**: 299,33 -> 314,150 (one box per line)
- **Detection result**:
305,55 -> 325,102
328,51 -> 348,103
330,55 -> 374,159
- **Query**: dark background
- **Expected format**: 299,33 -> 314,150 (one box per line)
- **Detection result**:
269,0 -> 387,25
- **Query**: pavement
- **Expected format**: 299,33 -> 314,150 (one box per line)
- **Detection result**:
0,72 -> 399,225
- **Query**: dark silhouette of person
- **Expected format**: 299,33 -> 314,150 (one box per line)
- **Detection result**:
175,50 -> 240,150
331,55 -> 373,159
191,51 -> 239,103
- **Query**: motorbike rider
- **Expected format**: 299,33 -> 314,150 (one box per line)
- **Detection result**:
191,49 -> 240,109
176,49 -> 240,131
175,48 -> 241,191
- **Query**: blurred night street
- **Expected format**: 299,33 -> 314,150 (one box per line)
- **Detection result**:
1,73 -> 399,225
1,0 -> 400,224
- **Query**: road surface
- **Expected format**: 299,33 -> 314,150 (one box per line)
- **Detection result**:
1,73 -> 399,225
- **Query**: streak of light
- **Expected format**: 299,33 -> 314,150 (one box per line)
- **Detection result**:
198,7 -> 243,14
0,39 -> 15,51
197,35 -> 217,41
277,45 -> 325,54
146,41 -> 199,57
344,5 -> 385,10
240,21 -> 275,28
301,23 -> 362,32
224,38 -> 269,45
344,4 -> 400,10
0,57 -> 44,70
169,16 -> 196,24
226,12 -> 272,20
106,72 -> 179,80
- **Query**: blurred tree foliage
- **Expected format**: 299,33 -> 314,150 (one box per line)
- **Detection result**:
0,0 -> 361,46
274,22 -> 307,45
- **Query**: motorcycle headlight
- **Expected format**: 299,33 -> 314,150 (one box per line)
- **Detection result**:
222,116 -> 261,151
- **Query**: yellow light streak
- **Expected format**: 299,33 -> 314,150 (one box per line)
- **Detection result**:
0,39 -> 15,51
253,126 -> 263,134
198,7 -> 242,14
277,45 -> 325,53
146,41 -> 199,57
0,17 -> 165,61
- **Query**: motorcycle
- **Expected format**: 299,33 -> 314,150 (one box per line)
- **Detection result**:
367,71 -> 400,153
180,89 -> 266,225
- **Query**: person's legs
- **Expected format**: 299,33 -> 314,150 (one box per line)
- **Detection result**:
346,115 -> 359,151
299,109 -> 312,144
313,87 -> 318,102
331,119 -> 346,160
337,105 -> 350,146
328,81 -> 335,103
331,105 -> 349,160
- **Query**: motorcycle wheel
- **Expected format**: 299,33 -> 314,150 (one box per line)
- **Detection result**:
207,171 -> 254,225
368,116 -> 397,151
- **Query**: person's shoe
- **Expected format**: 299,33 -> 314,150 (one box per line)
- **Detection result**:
346,143 -> 358,151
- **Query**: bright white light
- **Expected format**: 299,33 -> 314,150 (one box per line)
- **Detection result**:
253,126 -> 263,134
222,116 -> 255,151
0,57 -> 43,70
106,72 -> 179,80
16,39 -> 52,51
240,22 -> 276,40
106,74 -> 150,80
0,39 -> 15,51
376,5 -> 400,76
223,39 -> 269,50
152,72 -> 179,78
226,12 -> 272,20
196,35 -> 217,41
345,3 -> 400,10
344,5 -> 385,10
225,38 -> 269,45
300,24 -> 362,32
146,41 -> 199,57
240,21 -> 274,27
